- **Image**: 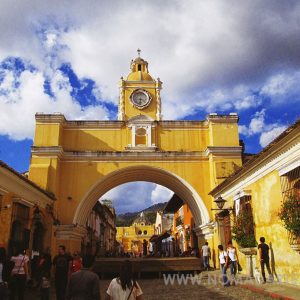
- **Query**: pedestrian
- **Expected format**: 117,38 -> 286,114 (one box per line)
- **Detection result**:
201,242 -> 211,271
105,260 -> 144,300
148,242 -> 153,256
36,251 -> 52,300
53,245 -> 72,300
70,252 -> 82,274
142,240 -> 148,257
66,255 -> 100,300
0,247 -> 11,300
9,248 -> 29,300
217,245 -> 230,287
258,237 -> 273,283
226,240 -> 239,285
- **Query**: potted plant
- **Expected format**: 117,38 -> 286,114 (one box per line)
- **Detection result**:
232,209 -> 257,254
278,195 -> 300,252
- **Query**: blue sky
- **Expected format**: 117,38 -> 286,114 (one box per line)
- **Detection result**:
0,0 -> 299,213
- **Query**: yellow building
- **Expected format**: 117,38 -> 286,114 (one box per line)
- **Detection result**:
0,160 -> 55,255
116,212 -> 155,254
28,51 -> 242,254
210,120 -> 300,284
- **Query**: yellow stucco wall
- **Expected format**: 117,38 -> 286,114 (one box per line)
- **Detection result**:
212,169 -> 300,284
116,224 -> 155,253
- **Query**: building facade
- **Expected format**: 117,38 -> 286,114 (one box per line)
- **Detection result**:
83,201 -> 116,257
116,212 -> 155,255
0,161 -> 55,256
28,52 -> 242,253
210,120 -> 300,284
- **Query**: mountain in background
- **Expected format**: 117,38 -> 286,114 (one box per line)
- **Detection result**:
116,202 -> 167,227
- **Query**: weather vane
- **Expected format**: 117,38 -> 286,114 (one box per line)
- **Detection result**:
137,48 -> 141,57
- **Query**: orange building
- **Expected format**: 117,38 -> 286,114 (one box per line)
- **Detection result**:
164,194 -> 198,254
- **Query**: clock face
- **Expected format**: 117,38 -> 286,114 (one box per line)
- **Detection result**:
131,90 -> 151,109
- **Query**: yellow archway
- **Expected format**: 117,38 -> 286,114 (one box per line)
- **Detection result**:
73,165 -> 210,229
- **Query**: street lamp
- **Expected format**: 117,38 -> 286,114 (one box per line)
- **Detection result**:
211,196 -> 234,211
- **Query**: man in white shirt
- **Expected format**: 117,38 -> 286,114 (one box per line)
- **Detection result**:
201,242 -> 211,271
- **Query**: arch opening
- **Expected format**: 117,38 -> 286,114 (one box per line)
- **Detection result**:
73,166 -> 210,231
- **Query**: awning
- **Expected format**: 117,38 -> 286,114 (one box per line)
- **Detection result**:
163,194 -> 184,213
150,231 -> 171,243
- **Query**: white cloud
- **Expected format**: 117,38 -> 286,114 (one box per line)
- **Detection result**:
0,0 -> 299,122
237,109 -> 266,137
239,109 -> 287,148
99,182 -> 172,213
260,71 -> 300,104
0,68 -> 109,140
238,125 -> 249,136
249,110 -> 266,135
259,125 -> 287,148
151,185 -> 173,205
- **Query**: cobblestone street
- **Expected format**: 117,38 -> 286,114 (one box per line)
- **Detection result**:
99,278 -> 274,300
25,274 -> 275,300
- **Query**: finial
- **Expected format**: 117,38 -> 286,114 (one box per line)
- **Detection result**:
137,48 -> 141,57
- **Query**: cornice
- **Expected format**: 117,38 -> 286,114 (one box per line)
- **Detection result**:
54,225 -> 87,240
35,113 -> 66,124
207,114 -> 239,123
124,80 -> 156,85
31,147 -> 208,161
62,150 -> 206,162
64,121 -> 124,129
31,146 -> 64,158
205,146 -> 243,156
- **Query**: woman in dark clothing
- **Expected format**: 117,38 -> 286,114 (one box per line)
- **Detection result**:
36,252 -> 51,300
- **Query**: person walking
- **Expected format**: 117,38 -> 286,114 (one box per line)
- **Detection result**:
66,255 -> 100,300
53,245 -> 72,300
226,240 -> 239,285
105,260 -> 143,300
0,247 -> 11,300
142,240 -> 148,257
201,242 -> 211,271
258,237 -> 273,283
36,251 -> 52,300
217,245 -> 229,287
9,248 -> 29,300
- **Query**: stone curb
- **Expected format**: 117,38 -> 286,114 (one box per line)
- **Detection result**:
239,284 -> 295,300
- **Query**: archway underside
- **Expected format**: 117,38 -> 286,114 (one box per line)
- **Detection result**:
73,165 -> 210,231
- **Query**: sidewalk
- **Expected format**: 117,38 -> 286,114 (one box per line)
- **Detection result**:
239,280 -> 300,300
202,269 -> 300,300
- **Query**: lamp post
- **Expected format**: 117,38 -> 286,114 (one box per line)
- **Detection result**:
211,196 -> 234,211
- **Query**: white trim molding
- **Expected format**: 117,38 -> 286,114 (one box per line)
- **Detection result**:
222,142 -> 300,199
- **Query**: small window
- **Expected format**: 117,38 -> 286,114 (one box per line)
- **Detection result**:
144,230 -> 147,235
138,230 -> 142,235
138,64 -> 142,71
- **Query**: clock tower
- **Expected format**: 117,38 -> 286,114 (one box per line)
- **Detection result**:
118,50 -> 162,121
